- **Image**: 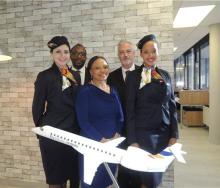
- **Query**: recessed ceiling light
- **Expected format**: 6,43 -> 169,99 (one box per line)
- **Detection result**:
173,5 -> 216,28
173,47 -> 178,52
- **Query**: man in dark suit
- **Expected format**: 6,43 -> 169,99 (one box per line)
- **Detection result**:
70,43 -> 90,84
107,40 -> 140,188
108,40 -> 139,113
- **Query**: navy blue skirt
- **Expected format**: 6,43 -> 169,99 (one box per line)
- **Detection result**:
39,137 -> 79,185
136,128 -> 170,188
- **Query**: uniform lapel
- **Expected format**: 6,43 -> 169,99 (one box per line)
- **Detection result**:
51,63 -> 63,91
118,68 -> 125,84
156,67 -> 167,84
137,64 -> 144,87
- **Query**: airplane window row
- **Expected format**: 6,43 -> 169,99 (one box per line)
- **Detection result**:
50,133 -> 116,157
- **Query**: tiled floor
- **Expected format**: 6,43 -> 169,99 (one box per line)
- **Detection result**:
174,126 -> 220,188
0,178 -> 47,188
0,126 -> 220,188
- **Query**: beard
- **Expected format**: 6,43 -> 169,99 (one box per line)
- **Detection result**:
121,59 -> 133,68
72,60 -> 86,70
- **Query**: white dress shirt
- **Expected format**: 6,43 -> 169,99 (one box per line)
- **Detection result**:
121,64 -> 135,81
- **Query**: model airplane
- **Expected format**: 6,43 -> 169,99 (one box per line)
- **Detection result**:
32,126 -> 186,185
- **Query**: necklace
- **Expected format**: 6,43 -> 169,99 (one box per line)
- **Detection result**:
90,80 -> 110,93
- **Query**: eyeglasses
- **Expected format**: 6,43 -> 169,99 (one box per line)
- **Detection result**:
72,52 -> 86,57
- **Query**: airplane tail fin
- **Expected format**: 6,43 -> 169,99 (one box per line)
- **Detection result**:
168,143 -> 186,163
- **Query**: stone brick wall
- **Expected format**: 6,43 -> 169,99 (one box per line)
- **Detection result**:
0,0 -> 174,186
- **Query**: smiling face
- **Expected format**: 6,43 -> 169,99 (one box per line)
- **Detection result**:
51,44 -> 70,68
118,42 -> 135,69
90,58 -> 109,82
140,41 -> 159,67
70,46 -> 87,70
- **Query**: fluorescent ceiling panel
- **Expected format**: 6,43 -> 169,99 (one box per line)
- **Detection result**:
173,5 -> 216,28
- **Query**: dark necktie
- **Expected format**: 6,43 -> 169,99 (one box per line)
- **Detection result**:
76,70 -> 81,85
125,70 -> 130,82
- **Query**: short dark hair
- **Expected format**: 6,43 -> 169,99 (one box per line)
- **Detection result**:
87,56 -> 107,71
70,43 -> 86,54
87,56 -> 108,81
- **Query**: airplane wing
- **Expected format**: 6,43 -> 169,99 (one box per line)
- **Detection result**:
83,154 -> 103,185
103,137 -> 126,147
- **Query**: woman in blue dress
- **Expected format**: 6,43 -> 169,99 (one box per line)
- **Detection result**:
75,56 -> 124,188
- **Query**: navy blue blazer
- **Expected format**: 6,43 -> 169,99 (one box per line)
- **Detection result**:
125,65 -> 178,145
107,65 -> 139,113
32,63 -> 80,133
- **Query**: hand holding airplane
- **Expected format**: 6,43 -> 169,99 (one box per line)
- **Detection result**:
32,125 -> 186,185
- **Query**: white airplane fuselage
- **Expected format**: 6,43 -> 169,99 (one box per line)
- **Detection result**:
33,126 -> 185,185
33,126 -> 126,164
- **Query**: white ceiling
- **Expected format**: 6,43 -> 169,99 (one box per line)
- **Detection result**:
173,0 -> 220,59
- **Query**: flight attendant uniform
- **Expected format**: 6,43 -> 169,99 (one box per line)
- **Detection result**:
32,63 -> 80,186
126,65 -> 178,188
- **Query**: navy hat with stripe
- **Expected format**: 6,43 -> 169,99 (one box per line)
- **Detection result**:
47,36 -> 70,52
137,34 -> 157,50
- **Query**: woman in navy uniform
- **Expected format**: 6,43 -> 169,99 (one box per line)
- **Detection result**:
125,34 -> 179,188
32,36 -> 80,188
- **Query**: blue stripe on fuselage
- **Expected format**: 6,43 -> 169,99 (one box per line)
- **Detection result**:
160,150 -> 173,156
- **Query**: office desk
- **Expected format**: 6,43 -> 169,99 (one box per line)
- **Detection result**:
180,104 -> 203,127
